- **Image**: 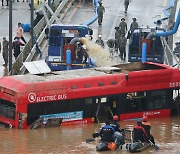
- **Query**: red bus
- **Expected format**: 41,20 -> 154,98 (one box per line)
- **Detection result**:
0,62 -> 180,129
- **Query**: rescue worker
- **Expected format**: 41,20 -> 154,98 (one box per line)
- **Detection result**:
97,2 -> 105,25
107,39 -> 115,57
129,18 -> 139,36
95,35 -> 104,48
75,42 -> 84,62
111,115 -> 120,132
115,26 -> 121,53
119,18 -> 127,36
81,45 -> 88,63
99,121 -> 115,142
124,0 -> 130,13
16,22 -> 27,44
1,37 -> 9,67
141,116 -> 155,144
12,37 -> 25,59
119,33 -> 127,60
133,121 -> 149,142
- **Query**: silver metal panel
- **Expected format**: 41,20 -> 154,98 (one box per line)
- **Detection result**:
23,60 -> 51,74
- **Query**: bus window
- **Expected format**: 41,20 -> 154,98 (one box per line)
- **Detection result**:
147,90 -> 169,110
0,99 -> 15,120
124,92 -> 147,113
50,29 -> 62,36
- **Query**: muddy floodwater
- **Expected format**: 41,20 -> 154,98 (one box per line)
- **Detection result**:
0,116 -> 180,154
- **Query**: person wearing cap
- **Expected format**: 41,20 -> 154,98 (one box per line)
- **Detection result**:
133,120 -> 149,142
119,18 -> 127,37
1,37 -> 9,67
95,35 -> 104,48
97,2 -> 105,25
111,115 -> 121,132
141,116 -> 155,144
129,18 -> 139,37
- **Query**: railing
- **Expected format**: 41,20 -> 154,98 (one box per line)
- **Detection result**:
161,37 -> 180,68
12,0 -> 71,75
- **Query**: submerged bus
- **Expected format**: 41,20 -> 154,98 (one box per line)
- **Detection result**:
0,62 -> 180,129
128,28 -> 164,63
45,24 -> 93,71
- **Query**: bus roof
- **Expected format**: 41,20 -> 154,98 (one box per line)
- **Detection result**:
0,62 -> 179,94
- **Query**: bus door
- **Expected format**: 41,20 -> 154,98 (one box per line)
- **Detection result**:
94,97 -> 119,123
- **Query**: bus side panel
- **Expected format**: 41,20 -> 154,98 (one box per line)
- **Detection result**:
61,117 -> 94,126
119,109 -> 170,121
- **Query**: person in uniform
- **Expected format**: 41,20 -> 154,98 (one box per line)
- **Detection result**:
1,37 -> 9,67
129,18 -> 139,36
111,115 -> 121,132
133,121 -> 149,142
119,18 -> 127,37
119,33 -> 127,60
141,116 -> 155,144
124,0 -> 130,13
115,26 -> 121,54
97,2 -> 105,25
99,121 -> 115,142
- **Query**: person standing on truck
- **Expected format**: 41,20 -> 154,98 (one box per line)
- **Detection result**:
129,18 -> 139,37
97,2 -> 105,25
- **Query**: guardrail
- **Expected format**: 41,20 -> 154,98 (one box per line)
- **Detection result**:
12,0 -> 70,75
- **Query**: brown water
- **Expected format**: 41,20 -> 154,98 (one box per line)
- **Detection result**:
0,116 -> 179,154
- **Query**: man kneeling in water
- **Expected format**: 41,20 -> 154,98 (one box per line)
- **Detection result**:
99,121 -> 115,143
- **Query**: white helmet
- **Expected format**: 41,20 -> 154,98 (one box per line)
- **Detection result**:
98,35 -> 102,38
82,45 -> 87,49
